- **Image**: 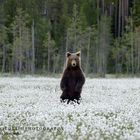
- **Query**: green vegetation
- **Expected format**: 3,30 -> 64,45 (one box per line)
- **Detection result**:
0,0 -> 140,77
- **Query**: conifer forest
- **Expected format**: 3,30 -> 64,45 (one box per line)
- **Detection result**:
0,0 -> 140,77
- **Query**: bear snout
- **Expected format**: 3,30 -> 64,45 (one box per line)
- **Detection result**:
71,60 -> 76,67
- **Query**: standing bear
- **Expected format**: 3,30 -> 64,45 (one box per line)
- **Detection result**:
60,51 -> 85,103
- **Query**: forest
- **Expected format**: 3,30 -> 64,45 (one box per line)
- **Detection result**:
0,0 -> 140,77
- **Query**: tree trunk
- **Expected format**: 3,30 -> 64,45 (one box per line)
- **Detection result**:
31,19 -> 35,74
53,53 -> 56,73
85,28 -> 91,75
19,27 -> 22,74
65,30 -> 69,68
138,39 -> 140,73
2,44 -> 6,73
121,0 -> 124,35
102,0 -> 105,14
47,32 -> 50,73
114,0 -> 118,37
130,15 -> 134,75
118,0 -> 121,37
96,0 -> 100,74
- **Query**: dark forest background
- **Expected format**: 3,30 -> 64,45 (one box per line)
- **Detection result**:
0,0 -> 140,77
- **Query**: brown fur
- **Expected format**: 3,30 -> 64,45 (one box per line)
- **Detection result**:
60,52 -> 85,104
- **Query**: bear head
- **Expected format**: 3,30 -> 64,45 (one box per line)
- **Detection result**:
66,51 -> 81,68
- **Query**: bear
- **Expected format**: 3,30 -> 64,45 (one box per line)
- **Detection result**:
60,51 -> 85,104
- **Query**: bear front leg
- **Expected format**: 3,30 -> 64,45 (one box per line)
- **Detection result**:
75,76 -> 85,93
60,75 -> 68,91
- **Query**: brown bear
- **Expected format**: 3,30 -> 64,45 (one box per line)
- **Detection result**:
60,51 -> 85,104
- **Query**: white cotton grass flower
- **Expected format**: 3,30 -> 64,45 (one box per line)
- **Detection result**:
0,77 -> 140,139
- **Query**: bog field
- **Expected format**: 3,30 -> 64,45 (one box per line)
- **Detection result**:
0,77 -> 140,140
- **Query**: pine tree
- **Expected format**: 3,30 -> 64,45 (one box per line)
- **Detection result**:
11,8 -> 31,74
43,32 -> 56,73
97,15 -> 112,77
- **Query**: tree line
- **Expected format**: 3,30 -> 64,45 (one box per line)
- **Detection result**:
0,0 -> 140,77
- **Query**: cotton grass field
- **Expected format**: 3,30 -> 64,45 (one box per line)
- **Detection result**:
0,77 -> 140,140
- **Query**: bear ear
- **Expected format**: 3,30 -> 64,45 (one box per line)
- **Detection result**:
76,51 -> 81,57
66,52 -> 71,57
